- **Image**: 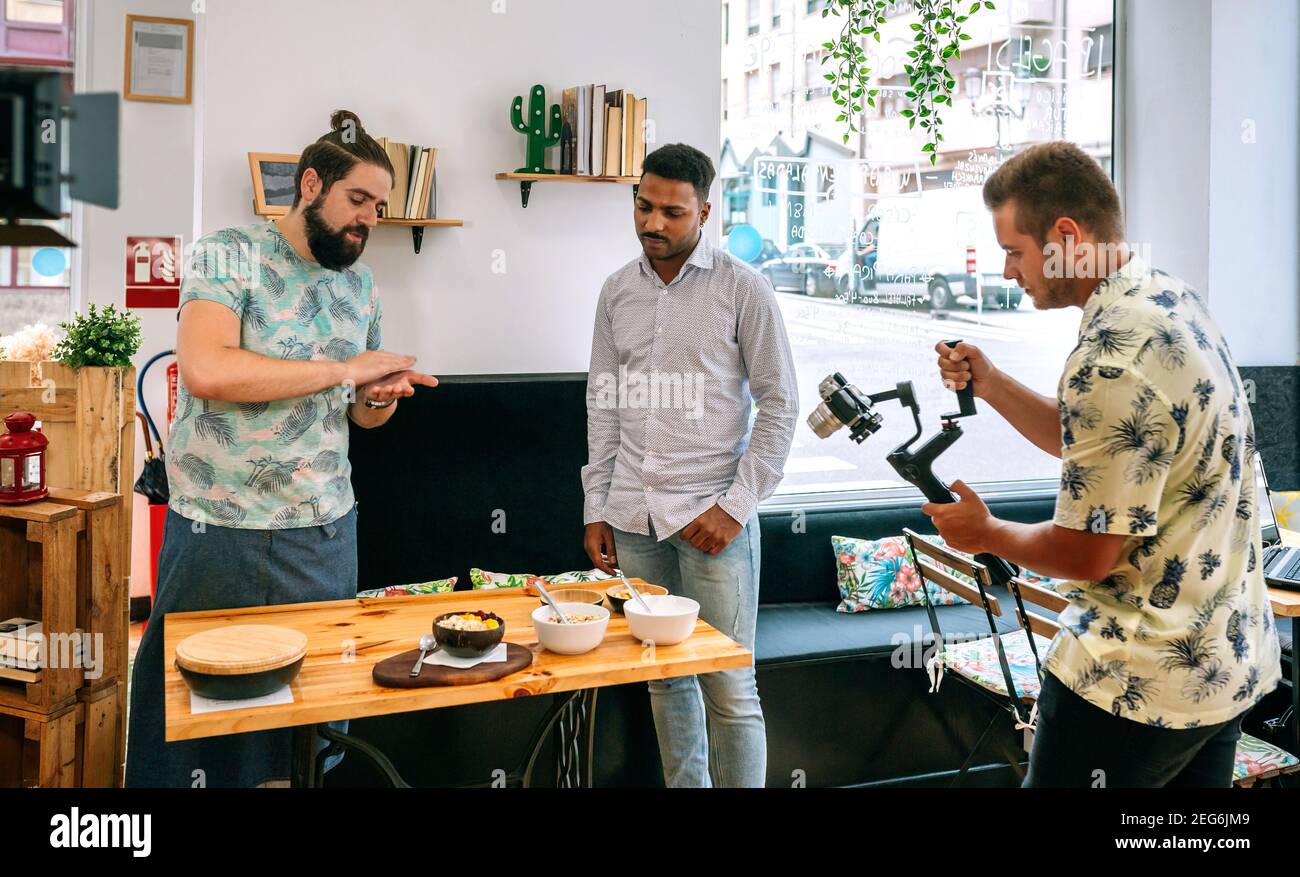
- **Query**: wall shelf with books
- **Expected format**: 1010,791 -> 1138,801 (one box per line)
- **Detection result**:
495,172 -> 641,208
248,137 -> 463,254
504,82 -> 648,208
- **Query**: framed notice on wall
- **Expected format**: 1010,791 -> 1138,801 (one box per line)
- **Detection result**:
124,14 -> 194,104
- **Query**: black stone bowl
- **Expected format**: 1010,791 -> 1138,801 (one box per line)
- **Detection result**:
432,610 -> 505,658
176,656 -> 305,701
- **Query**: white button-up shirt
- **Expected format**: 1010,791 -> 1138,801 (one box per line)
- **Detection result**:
582,234 -> 798,539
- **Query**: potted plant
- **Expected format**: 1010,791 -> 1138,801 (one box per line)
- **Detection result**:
0,303 -> 142,501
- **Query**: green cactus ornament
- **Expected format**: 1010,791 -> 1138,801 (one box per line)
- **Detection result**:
511,84 -> 562,174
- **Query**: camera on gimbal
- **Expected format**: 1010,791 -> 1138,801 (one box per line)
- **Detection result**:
805,339 -> 1017,587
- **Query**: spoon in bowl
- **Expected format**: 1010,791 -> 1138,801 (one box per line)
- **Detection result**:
533,578 -> 569,624
614,567 -> 654,614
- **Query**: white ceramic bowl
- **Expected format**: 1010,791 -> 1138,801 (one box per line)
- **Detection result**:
623,595 -> 700,646
531,602 -> 610,655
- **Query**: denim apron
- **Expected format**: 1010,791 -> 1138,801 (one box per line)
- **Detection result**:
125,507 -> 357,787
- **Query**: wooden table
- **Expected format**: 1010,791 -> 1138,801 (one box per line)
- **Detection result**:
163,583 -> 751,787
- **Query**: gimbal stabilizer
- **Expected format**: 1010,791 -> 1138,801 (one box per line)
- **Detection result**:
806,340 -> 1019,587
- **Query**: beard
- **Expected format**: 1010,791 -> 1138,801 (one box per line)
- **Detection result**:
1032,274 -> 1077,309
303,200 -> 368,270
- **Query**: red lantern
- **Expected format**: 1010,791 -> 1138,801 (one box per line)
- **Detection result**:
0,412 -> 49,504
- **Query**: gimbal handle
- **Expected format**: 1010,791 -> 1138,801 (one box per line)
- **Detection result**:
886,406 -> 1018,587
942,339 -> 978,420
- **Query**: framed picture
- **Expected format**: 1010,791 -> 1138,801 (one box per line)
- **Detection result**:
123,15 -> 194,104
248,152 -> 301,217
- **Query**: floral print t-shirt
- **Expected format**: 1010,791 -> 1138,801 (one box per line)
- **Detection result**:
166,222 -> 382,530
1043,255 -> 1281,728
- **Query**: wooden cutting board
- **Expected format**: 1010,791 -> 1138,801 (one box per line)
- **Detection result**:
372,643 -> 533,688
174,624 -> 308,675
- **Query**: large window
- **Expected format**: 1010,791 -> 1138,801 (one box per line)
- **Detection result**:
0,0 -> 74,335
720,0 -> 1117,501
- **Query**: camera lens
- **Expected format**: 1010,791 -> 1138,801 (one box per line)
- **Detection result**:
806,403 -> 844,439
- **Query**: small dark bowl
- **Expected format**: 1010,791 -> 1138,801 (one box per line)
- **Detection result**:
433,610 -> 506,658
176,656 -> 304,701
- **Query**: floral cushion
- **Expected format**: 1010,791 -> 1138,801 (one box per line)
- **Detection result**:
357,577 -> 457,599
936,629 -> 1054,700
1233,732 -> 1300,784
833,534 -> 968,612
469,568 -> 615,590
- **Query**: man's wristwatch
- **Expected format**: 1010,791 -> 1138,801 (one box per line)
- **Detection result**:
363,396 -> 396,410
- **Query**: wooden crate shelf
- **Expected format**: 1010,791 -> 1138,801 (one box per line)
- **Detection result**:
0,699 -> 78,787
0,489 -> 126,786
0,501 -> 83,713
74,681 -> 120,787
0,362 -> 134,788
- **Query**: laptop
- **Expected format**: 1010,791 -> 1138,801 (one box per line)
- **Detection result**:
1257,455 -> 1300,590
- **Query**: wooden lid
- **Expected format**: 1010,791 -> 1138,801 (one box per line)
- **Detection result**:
174,625 -> 308,676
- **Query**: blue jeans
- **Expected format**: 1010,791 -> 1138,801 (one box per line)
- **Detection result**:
1023,672 -> 1244,788
613,513 -> 766,788
126,508 -> 357,787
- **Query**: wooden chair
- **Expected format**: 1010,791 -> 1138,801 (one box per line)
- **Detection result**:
987,564 -> 1300,788
904,529 -> 1054,785
905,529 -> 1300,788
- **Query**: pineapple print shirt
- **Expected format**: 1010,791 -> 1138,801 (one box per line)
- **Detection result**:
1043,255 -> 1281,728
166,222 -> 382,530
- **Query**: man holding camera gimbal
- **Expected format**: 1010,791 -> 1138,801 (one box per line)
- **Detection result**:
924,141 -> 1280,787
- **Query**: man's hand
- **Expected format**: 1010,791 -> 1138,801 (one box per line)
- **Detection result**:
341,350 -> 419,387
680,504 -> 743,555
921,480 -> 995,555
361,369 -> 439,405
935,340 -> 999,400
584,522 -> 618,574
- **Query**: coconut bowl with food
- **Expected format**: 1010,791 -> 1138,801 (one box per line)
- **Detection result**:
432,610 -> 505,658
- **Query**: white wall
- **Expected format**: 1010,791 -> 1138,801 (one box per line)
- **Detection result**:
78,0 -> 200,598
198,0 -> 722,375
1124,0 -> 1300,367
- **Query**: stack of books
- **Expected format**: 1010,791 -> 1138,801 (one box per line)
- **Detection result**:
377,138 -> 438,219
559,85 -> 648,177
0,617 -> 84,680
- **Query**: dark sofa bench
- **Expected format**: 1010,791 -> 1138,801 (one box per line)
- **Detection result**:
331,374 -> 1055,787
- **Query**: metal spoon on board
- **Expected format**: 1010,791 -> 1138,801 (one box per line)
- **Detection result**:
409,632 -> 437,677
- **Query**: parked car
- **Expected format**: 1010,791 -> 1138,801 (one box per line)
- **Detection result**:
760,243 -> 839,297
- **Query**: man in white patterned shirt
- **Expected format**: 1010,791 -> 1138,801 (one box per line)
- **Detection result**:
927,142 -> 1280,787
582,144 -> 798,787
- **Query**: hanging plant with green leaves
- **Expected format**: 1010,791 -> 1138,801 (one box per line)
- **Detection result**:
822,0 -> 995,163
